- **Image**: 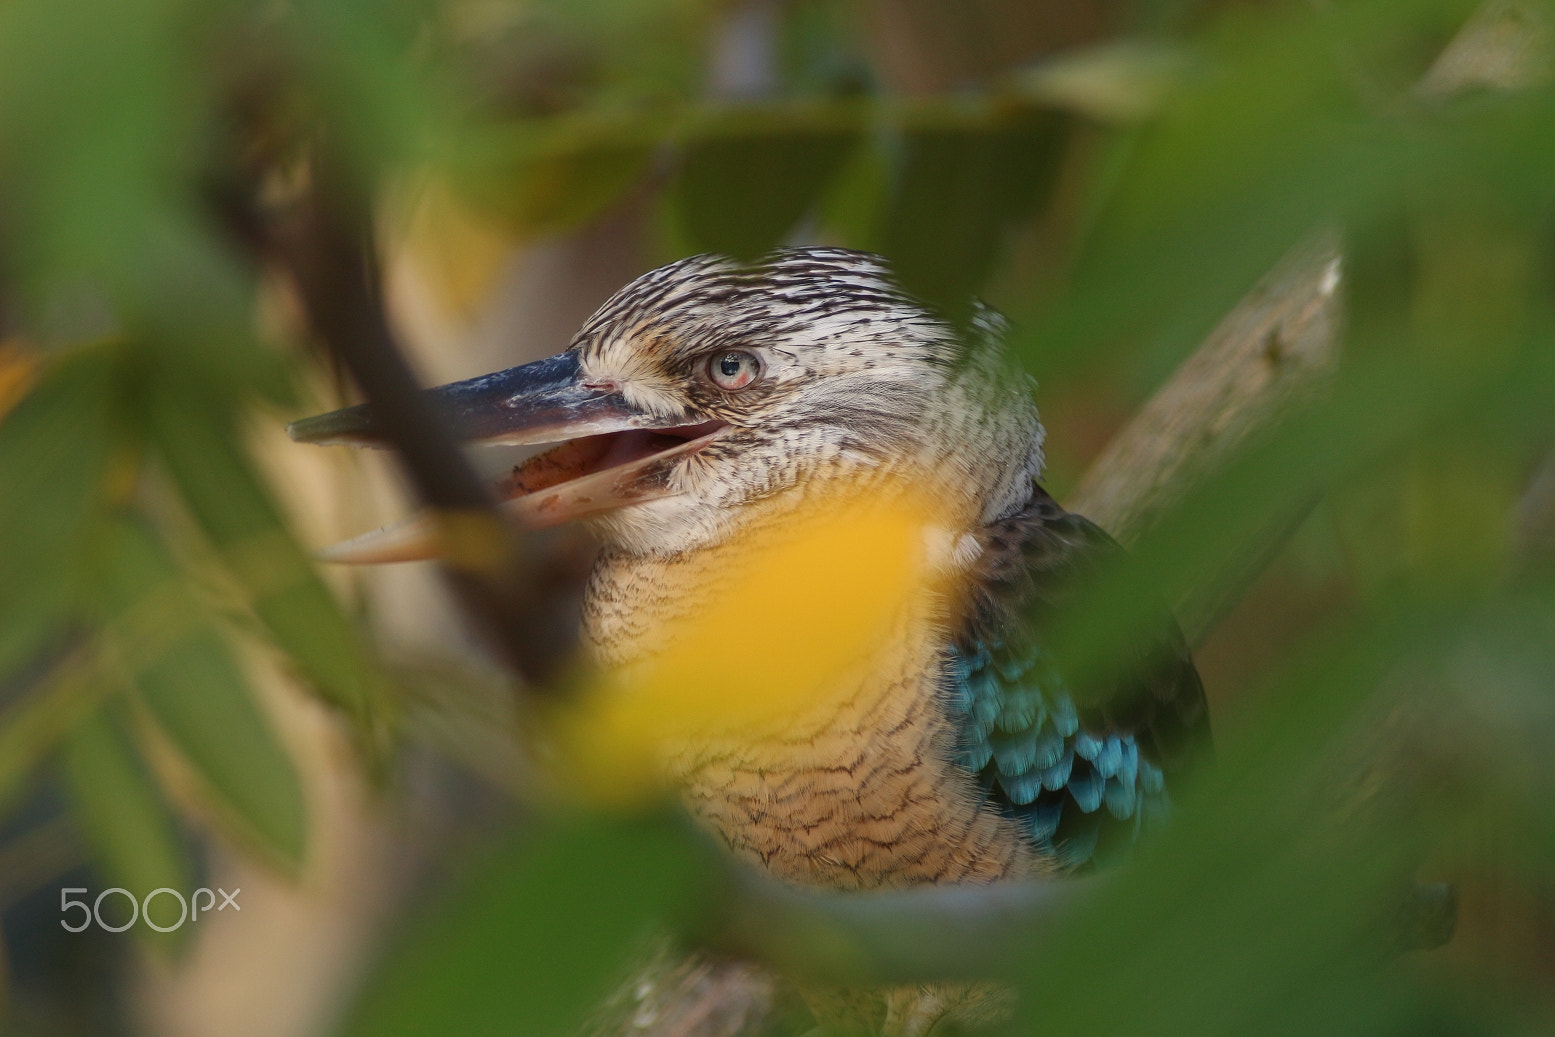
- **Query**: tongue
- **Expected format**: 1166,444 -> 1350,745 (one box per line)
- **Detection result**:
498,435 -> 616,498
497,425 -> 722,501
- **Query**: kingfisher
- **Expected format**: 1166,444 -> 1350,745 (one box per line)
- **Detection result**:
290,248 -> 1209,1034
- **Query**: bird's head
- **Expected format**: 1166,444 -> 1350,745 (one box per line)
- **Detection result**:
290,248 -> 1045,559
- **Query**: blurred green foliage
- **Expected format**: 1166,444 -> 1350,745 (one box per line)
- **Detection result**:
348,815 -> 716,1037
1,0 -> 1554,1034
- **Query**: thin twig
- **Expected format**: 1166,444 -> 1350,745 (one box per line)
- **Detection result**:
220,158 -> 562,686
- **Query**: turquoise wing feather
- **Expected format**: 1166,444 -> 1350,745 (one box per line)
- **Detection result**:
945,485 -> 1209,868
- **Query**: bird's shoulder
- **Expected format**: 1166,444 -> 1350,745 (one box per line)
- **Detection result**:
943,484 -> 1210,867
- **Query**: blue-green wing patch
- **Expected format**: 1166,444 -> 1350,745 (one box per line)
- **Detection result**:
946,485 -> 1207,868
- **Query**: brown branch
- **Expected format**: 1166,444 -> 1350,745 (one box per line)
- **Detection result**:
1069,231 -> 1344,644
1415,0 -> 1552,98
217,157 -> 564,687
1064,0 -> 1552,640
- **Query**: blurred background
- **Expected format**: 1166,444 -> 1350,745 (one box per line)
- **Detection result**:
2,0 -> 1555,1034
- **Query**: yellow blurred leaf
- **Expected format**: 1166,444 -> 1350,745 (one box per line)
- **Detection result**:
556,487 -> 949,806
0,339 -> 38,421
387,177 -> 518,322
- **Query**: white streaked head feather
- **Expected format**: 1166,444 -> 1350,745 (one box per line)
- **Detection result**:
562,248 -> 1045,554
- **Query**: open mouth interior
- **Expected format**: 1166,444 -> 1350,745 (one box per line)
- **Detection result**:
312,419 -> 729,564
496,420 -> 728,501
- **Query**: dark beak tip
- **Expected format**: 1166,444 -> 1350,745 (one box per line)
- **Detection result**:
286,406 -> 377,447
285,415 -> 336,445
286,350 -> 623,449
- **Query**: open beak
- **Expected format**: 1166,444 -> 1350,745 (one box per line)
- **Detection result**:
289,351 -> 726,563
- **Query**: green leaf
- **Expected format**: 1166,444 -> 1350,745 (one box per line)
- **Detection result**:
460,116 -> 661,240
0,641 -> 102,816
60,705 -> 194,947
672,108 -> 862,258
1021,0 -> 1507,374
816,132 -> 893,252
104,519 -> 308,871
879,110 -> 1066,320
0,0 -> 207,315
141,370 -> 384,726
346,815 -> 710,1037
290,0 -> 448,175
0,346 -> 122,682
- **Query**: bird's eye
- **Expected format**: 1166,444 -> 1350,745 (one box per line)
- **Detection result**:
708,350 -> 761,391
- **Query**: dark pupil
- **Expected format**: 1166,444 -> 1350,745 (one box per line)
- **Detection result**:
719,354 -> 743,377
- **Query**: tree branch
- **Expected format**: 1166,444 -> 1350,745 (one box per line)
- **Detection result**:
1069,231 -> 1344,643
218,158 -> 565,687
